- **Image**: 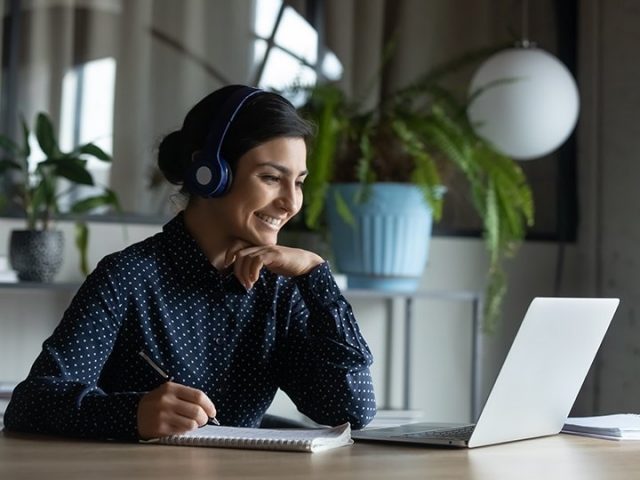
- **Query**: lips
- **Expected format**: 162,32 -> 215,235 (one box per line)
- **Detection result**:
255,212 -> 283,228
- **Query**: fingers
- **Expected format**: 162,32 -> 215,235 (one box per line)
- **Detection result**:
233,247 -> 265,290
137,382 -> 217,439
224,239 -> 252,268
230,245 -> 325,288
174,383 -> 217,419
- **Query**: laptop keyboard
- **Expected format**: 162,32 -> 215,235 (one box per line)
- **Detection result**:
402,425 -> 476,441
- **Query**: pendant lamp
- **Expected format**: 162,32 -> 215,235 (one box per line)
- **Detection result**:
467,3 -> 579,160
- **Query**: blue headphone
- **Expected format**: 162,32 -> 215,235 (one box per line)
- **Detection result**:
185,86 -> 264,197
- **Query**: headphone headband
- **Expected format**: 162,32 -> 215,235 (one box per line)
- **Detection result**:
185,86 -> 264,197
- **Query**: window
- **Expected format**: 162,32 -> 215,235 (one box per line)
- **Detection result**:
252,0 -> 342,105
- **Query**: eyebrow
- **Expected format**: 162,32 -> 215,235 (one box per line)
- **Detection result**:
257,162 -> 308,177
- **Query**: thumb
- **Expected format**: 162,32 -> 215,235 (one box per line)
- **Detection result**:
224,239 -> 252,267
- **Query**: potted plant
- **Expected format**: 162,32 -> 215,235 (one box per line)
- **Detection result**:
0,112 -> 120,281
290,54 -> 534,332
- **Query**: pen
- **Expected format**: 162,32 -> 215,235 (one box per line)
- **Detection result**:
138,350 -> 220,426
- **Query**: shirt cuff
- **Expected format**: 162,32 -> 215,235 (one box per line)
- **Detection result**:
295,261 -> 342,308
80,391 -> 145,441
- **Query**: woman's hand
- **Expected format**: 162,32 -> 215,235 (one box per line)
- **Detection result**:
137,382 -> 217,439
225,243 -> 324,290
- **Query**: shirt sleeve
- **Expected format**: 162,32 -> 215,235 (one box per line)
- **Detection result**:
274,262 -> 377,429
3,255 -> 144,440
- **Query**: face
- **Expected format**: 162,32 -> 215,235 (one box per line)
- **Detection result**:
215,137 -> 307,246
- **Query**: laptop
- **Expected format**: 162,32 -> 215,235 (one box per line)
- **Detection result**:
353,297 -> 620,448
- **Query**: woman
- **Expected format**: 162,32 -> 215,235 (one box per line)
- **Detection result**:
4,85 -> 376,440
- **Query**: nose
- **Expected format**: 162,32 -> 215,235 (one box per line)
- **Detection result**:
276,181 -> 300,214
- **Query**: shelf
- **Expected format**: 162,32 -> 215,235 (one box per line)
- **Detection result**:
0,281 -> 81,291
344,289 -> 481,301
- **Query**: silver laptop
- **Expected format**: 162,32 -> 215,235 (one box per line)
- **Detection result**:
353,297 -> 619,448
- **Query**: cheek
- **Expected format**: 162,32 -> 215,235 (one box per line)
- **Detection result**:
294,192 -> 303,213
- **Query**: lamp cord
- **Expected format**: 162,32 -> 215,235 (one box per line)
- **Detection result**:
521,0 -> 532,48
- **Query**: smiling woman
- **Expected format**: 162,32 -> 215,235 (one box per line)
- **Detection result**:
199,138 -> 309,250
3,84 -> 377,441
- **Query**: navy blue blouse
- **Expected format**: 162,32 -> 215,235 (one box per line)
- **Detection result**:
4,213 -> 376,440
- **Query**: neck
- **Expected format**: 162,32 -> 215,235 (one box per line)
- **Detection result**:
183,202 -> 229,270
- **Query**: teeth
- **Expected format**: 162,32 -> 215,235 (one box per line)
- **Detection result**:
255,212 -> 282,227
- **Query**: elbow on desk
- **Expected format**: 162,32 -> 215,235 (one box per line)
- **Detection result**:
343,399 -> 377,430
347,406 -> 376,430
3,395 -> 35,435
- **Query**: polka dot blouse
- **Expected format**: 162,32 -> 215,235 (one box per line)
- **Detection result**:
4,212 -> 376,440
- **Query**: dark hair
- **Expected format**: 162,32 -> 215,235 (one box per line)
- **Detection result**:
157,85 -> 313,187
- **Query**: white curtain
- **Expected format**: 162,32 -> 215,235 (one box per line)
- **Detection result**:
11,0 -> 257,216
8,0 -> 559,218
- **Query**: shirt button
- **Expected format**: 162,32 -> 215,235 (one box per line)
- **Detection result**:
215,337 -> 224,345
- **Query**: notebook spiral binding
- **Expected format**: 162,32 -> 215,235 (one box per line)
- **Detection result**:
164,434 -> 310,451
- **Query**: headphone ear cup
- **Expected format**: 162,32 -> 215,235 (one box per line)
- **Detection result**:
186,150 -> 228,197
215,156 -> 232,196
184,86 -> 262,198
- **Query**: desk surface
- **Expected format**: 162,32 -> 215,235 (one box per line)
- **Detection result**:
1,431 -> 639,480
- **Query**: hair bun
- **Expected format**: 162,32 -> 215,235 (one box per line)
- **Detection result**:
157,130 -> 187,185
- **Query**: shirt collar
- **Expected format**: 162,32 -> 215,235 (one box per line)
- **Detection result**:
161,212 -> 247,293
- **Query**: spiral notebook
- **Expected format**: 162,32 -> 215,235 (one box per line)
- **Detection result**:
146,422 -> 353,453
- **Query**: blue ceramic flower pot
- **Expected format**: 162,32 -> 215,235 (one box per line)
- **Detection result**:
326,183 -> 434,292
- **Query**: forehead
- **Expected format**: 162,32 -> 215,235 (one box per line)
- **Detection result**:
239,137 -> 307,173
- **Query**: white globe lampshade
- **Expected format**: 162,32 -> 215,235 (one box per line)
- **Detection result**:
467,47 -> 580,160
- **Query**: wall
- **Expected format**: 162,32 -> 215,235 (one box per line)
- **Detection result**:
575,0 -> 640,414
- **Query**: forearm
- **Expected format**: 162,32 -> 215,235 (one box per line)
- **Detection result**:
289,365 -> 376,429
279,263 -> 377,428
4,377 -> 144,440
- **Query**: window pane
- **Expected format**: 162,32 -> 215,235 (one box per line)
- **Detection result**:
321,51 -> 343,81
258,47 -> 316,105
254,0 -> 282,39
274,6 -> 317,65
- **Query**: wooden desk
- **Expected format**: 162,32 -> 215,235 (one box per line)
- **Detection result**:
1,431 -> 639,480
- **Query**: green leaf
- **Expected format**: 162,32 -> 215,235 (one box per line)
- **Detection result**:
52,159 -> 94,185
0,158 -> 22,172
75,143 -> 111,162
70,192 -> 118,214
333,190 -> 356,227
483,265 -> 507,334
35,112 -> 59,157
302,85 -> 343,230
29,173 -> 57,228
75,221 -> 90,276
484,179 -> 500,265
20,116 -> 31,161
392,118 -> 444,219
0,135 -> 19,154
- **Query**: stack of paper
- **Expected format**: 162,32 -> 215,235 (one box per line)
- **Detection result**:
562,414 -> 640,440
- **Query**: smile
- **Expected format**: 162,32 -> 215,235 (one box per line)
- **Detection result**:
255,212 -> 283,228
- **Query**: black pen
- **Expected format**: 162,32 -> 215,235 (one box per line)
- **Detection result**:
138,350 -> 220,426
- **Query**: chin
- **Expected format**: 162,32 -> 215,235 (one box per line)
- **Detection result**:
260,235 -> 278,246
248,231 -> 278,246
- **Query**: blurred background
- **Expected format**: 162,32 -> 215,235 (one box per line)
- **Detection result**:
0,0 -> 638,425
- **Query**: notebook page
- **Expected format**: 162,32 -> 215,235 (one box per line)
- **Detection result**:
184,423 -> 347,442
154,423 -> 352,452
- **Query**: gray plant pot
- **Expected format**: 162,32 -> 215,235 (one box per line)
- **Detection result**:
9,230 -> 64,282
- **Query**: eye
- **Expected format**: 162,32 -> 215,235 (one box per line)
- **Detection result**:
261,175 -> 280,184
295,180 -> 305,188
